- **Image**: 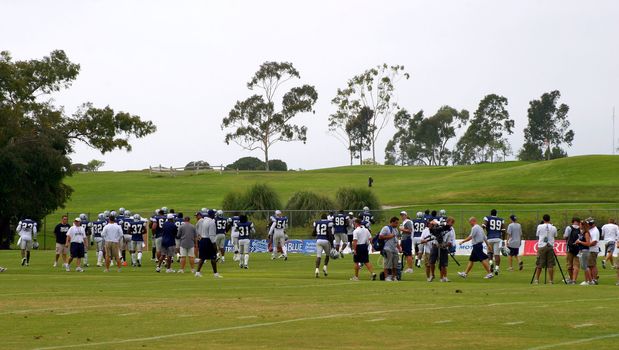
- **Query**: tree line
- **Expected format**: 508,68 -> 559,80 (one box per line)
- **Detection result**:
222,62 -> 574,167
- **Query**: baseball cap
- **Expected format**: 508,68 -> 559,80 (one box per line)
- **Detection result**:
74,217 -> 81,222
207,209 -> 216,217
510,215 -> 517,221
585,217 -> 595,224
167,213 -> 175,219
195,211 -> 203,217
400,211 -> 407,216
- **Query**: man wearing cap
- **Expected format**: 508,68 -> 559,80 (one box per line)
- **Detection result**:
195,210 -> 222,278
65,218 -> 87,272
157,214 -> 178,273
399,211 -> 414,274
101,216 -> 123,272
585,217 -> 600,283
506,215 -> 523,271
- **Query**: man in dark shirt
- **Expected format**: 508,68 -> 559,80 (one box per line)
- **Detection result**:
53,215 -> 71,268
157,214 -> 178,273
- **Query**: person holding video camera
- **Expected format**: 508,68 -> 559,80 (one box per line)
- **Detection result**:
533,214 -> 557,284
428,217 -> 456,282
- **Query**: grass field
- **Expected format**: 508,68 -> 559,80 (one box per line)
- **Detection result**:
1,250 -> 619,350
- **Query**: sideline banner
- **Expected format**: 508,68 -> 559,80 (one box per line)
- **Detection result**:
221,239 -> 607,256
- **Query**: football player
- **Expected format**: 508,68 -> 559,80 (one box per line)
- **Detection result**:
228,213 -> 241,262
130,214 -> 147,267
346,212 -> 355,250
332,210 -> 348,258
149,209 -> 160,261
237,214 -> 255,269
119,210 -> 133,266
172,211 -> 183,262
214,210 -> 229,263
79,213 -> 92,267
91,213 -> 107,267
16,218 -> 37,266
412,212 -> 427,268
358,206 -> 375,230
438,209 -> 448,224
269,210 -> 288,260
151,209 -> 166,263
313,213 -> 334,278
483,209 -> 505,275
423,209 -> 434,223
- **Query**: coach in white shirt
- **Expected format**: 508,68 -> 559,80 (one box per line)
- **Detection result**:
101,216 -> 124,272
65,218 -> 87,272
350,218 -> 376,281
601,218 -> 619,269
533,214 -> 557,284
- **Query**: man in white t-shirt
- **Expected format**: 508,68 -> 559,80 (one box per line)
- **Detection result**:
601,218 -> 619,269
350,218 -> 377,281
585,218 -> 601,283
533,214 -> 557,284
101,216 -> 124,272
65,218 -> 87,272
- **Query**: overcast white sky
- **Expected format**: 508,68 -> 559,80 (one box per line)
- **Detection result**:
2,0 -> 618,170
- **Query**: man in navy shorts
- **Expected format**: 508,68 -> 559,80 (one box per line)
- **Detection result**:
458,217 -> 494,279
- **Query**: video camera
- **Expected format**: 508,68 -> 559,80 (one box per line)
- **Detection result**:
428,223 -> 451,248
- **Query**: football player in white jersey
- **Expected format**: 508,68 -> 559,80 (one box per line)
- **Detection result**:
269,210 -> 288,260
16,218 -> 37,266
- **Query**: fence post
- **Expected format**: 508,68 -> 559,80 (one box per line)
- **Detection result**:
43,217 -> 47,250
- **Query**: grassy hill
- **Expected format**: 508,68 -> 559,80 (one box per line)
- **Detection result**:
56,155 -> 619,215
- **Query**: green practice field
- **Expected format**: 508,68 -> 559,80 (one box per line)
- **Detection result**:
1,250 -> 618,350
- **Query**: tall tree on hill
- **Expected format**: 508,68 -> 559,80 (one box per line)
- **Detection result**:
0,50 -> 156,248
221,62 -> 318,171
453,94 -> 515,164
384,109 -> 425,165
518,90 -> 574,161
331,64 -> 409,164
346,107 -> 374,165
385,106 -> 468,166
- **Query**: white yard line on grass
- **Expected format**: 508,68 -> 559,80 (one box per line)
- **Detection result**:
526,333 -> 619,350
434,320 -> 452,324
572,323 -> 595,328
503,321 -> 524,325
367,318 -> 385,322
30,297 -> 619,350
0,301 -> 167,316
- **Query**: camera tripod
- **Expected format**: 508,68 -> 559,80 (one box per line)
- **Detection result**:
529,248 -> 567,284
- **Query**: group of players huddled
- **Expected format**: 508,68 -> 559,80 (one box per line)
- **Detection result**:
6,207 -> 619,286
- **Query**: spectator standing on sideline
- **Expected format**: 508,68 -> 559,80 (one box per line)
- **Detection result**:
533,214 -> 557,284
379,217 -> 401,282
506,215 -> 523,271
429,218 -> 456,282
368,176 -> 373,187
582,217 -> 600,284
101,216 -> 123,272
65,218 -> 87,272
53,215 -> 71,268
563,218 -> 582,284
176,216 -> 197,273
195,210 -> 222,278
